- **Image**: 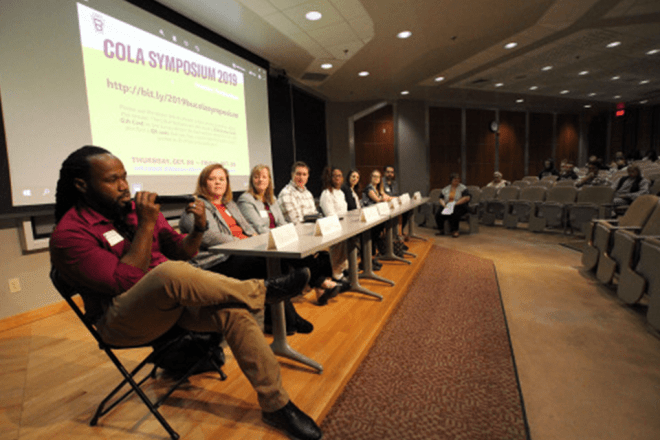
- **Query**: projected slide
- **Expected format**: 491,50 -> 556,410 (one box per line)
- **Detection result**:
77,3 -> 249,177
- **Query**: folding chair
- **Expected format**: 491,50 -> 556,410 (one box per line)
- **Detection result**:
581,195 -> 659,271
50,268 -> 228,440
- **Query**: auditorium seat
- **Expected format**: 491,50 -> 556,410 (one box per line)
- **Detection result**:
503,186 -> 547,229
567,186 -> 615,235
581,194 -> 659,271
528,186 -> 578,232
482,186 -> 520,225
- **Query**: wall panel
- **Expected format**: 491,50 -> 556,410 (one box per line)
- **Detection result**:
429,107 -> 462,190
354,105 -> 394,191
529,113 -> 554,177
499,111 -> 526,182
465,109 -> 496,186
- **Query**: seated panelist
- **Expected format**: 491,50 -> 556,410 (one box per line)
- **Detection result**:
179,164 -> 313,334
49,147 -> 322,440
239,164 -> 345,305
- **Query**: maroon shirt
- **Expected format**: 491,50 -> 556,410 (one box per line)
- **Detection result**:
50,204 -> 186,321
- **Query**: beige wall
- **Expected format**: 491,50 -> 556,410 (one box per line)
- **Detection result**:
0,219 -> 60,321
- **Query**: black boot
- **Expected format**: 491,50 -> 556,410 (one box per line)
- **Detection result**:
262,401 -> 323,440
264,268 -> 310,304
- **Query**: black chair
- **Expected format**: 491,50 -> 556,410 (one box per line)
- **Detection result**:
49,268 -> 227,440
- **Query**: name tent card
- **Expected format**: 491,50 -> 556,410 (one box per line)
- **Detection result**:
360,206 -> 380,223
388,198 -> 399,209
413,191 -> 422,201
400,193 -> 411,204
376,201 -> 391,216
267,223 -> 299,249
314,215 -> 342,236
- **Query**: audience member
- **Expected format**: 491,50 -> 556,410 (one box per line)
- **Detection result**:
486,171 -> 509,188
558,161 -> 578,180
611,164 -> 650,207
538,159 -> 559,179
576,162 -> 610,188
49,146 -> 322,440
435,173 -> 471,238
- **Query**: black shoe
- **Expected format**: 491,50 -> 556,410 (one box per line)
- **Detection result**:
316,285 -> 341,306
263,321 -> 296,336
262,401 -> 322,440
335,278 -> 351,293
295,315 -> 314,334
264,268 -> 311,304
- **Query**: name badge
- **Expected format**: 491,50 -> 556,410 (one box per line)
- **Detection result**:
267,223 -> 299,249
259,210 -> 269,218
314,215 -> 342,236
103,229 -> 124,247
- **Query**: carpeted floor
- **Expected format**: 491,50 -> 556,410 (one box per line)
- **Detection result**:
320,246 -> 530,440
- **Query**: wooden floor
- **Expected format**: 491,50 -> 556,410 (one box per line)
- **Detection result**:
0,239 -> 432,440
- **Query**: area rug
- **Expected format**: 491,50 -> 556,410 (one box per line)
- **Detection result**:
320,246 -> 530,440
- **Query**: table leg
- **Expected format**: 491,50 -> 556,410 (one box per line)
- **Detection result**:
266,258 -> 323,373
407,208 -> 427,241
346,236 -> 382,300
358,230 -> 395,286
378,218 -> 412,265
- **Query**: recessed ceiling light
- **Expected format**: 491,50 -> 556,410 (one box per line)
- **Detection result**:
579,70 -> 589,76
607,41 -> 621,48
611,76 -> 620,80
305,11 -> 322,21
397,31 -> 412,39
639,79 -> 650,85
516,99 -> 524,103
588,92 -> 597,97
613,95 -> 621,99
401,90 -> 409,95
647,49 -> 659,55
560,90 -> 570,94
542,65 -> 553,71
434,76 -> 445,82
640,100 -> 648,104
584,104 -> 592,108
495,83 -> 504,87
529,86 -> 538,90
358,71 -> 369,77
321,63 -> 333,69
504,42 -> 517,49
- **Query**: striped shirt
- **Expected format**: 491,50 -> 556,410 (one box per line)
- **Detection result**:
278,180 -> 318,224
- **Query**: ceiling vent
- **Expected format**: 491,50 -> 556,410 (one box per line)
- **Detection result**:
301,72 -> 329,82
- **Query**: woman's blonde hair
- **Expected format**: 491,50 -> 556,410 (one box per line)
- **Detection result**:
195,163 -> 232,203
247,164 -> 275,204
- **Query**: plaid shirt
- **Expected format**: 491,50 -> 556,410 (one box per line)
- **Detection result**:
278,180 -> 318,224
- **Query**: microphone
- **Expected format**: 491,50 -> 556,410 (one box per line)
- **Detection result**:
153,195 -> 195,204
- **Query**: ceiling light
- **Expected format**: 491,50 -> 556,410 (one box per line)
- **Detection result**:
401,90 -> 409,95
495,83 -> 504,87
640,100 -> 648,104
613,95 -> 621,99
560,90 -> 570,94
584,104 -> 592,108
434,76 -> 445,82
579,70 -> 589,76
588,92 -> 597,97
321,63 -> 333,69
397,31 -> 412,39
516,99 -> 524,103
611,76 -> 620,80
358,71 -> 369,77
305,11 -> 322,21
646,49 -> 659,55
541,65 -> 553,71
639,79 -> 650,85
607,41 -> 621,48
504,42 -> 518,49
529,86 -> 538,90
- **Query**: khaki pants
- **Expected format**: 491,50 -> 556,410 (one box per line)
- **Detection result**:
96,260 -> 289,412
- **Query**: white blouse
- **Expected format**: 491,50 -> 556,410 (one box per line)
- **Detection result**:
319,188 -> 348,217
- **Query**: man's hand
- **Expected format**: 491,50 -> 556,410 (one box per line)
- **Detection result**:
186,197 -> 207,232
134,191 -> 161,227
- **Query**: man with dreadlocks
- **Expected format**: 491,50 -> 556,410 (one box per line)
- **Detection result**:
49,146 -> 323,440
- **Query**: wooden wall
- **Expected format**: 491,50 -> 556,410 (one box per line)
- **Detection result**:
354,105 -> 395,191
499,111 -> 526,183
429,107 -> 462,189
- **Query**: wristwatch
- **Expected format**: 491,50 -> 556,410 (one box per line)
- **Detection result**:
193,222 -> 209,233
